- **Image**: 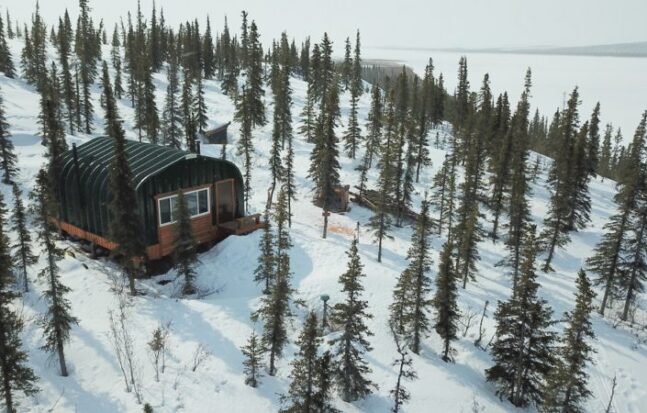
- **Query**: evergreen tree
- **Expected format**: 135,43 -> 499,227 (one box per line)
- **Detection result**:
341,37 -> 352,90
244,21 -> 266,128
541,88 -> 581,272
299,79 -> 317,143
588,112 -> 646,315
202,16 -> 215,79
10,184 -> 36,293
0,86 -> 17,184
415,59 -> 434,182
162,52 -> 183,148
308,82 -> 341,238
173,191 -> 198,295
364,82 -> 382,169
257,190 -> 293,376
343,81 -> 361,159
76,0 -> 97,133
389,195 -> 433,354
0,191 -> 38,413
194,71 -> 208,133
500,71 -> 533,287
220,17 -> 239,96
103,66 -> 146,296
241,329 -> 264,388
454,56 -> 470,129
330,237 -> 375,402
280,312 -> 322,413
368,90 -> 396,262
40,64 -> 69,212
432,242 -> 460,362
181,68 -> 197,151
4,10 -> 13,40
33,170 -> 78,377
111,24 -> 124,99
56,12 -> 77,134
486,226 -> 557,407
586,102 -> 601,177
618,182 -> 647,321
254,209 -> 275,293
0,11 -> 16,78
431,152 -> 457,238
235,85 -> 254,211
598,124 -> 613,179
543,270 -> 596,413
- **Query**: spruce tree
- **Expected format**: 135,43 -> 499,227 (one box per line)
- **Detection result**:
241,329 -> 264,388
162,52 -> 183,148
181,68 -> 197,151
486,225 -> 557,407
194,71 -> 208,133
40,64 -> 69,212
254,209 -> 275,294
389,195 -> 433,354
202,16 -> 215,79
542,270 -> 596,413
0,191 -> 38,413
329,237 -> 375,402
56,12 -> 77,134
598,124 -> 613,179
432,241 -> 460,362
280,312 -> 322,413
0,13 -> 16,78
173,191 -> 198,295
364,82 -> 382,169
10,184 -> 36,293
104,67 -> 146,296
343,32 -> 363,159
308,81 -> 341,238
541,88 -> 581,272
454,56 -> 470,130
415,59 -> 434,182
111,24 -> 124,100
33,170 -> 78,377
257,190 -> 293,376
244,21 -> 266,128
588,112 -> 647,315
235,85 -> 254,211
368,90 -> 395,262
618,183 -> 647,321
76,0 -> 97,133
0,86 -> 17,184
586,102 -> 601,177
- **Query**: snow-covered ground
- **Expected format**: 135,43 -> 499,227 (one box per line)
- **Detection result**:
2,36 -> 646,413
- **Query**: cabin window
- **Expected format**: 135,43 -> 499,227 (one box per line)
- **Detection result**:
158,187 -> 210,226
159,196 -> 178,225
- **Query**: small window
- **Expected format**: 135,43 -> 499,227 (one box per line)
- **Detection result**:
187,192 -> 199,216
159,196 -> 177,225
198,189 -> 209,214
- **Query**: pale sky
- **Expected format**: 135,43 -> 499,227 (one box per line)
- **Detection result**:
2,0 -> 646,50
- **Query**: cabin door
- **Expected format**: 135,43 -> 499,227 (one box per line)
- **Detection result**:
215,179 -> 235,224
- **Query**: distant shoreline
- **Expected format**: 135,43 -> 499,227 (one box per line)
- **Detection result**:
370,42 -> 647,59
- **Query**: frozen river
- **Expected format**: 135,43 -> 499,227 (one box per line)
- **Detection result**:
365,47 -> 647,141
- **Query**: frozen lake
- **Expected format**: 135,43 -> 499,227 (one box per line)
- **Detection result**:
365,47 -> 647,141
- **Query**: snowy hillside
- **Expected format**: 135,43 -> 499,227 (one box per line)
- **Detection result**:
1,35 -> 646,413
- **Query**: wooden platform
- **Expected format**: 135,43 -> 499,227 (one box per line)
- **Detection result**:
218,213 -> 265,235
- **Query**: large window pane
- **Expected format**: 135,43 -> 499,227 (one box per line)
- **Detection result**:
187,192 -> 199,216
198,189 -> 209,214
159,198 -> 172,224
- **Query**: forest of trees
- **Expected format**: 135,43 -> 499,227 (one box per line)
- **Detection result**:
0,0 -> 645,411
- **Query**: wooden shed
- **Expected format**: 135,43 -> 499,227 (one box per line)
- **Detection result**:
202,122 -> 230,145
55,137 -> 263,260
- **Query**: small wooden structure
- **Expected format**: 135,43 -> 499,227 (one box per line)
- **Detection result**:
314,185 -> 350,213
202,122 -> 231,145
55,137 -> 263,261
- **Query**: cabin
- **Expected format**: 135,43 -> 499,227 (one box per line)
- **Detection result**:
201,122 -> 230,145
55,137 -> 263,261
